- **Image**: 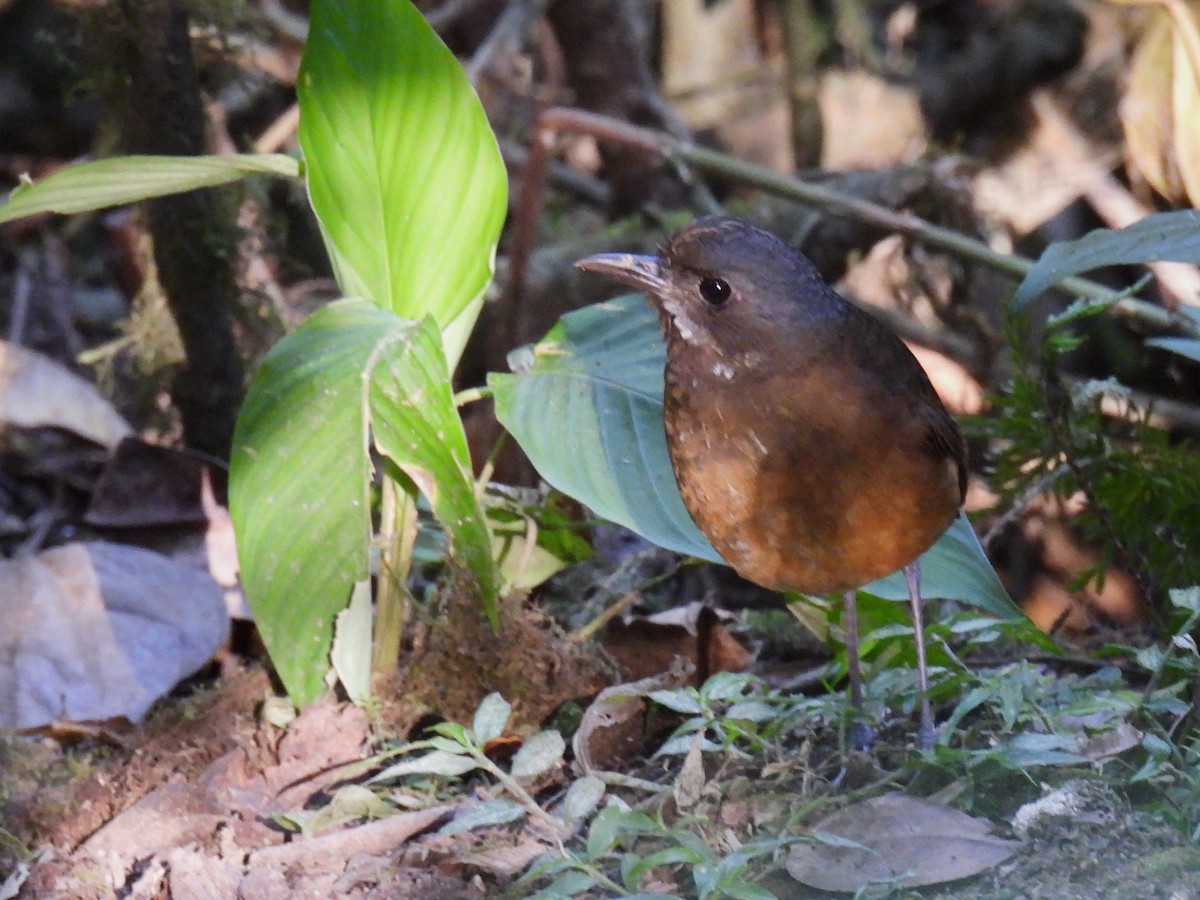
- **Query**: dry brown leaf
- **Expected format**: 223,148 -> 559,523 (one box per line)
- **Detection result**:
1123,12 -> 1177,199
0,340 -> 131,449
785,793 -> 1021,892
85,437 -> 215,527
673,734 -> 707,810
1171,23 -> 1200,203
573,657 -> 693,774
460,836 -> 551,878
0,542 -> 229,728
1121,5 -> 1200,206
601,602 -> 751,683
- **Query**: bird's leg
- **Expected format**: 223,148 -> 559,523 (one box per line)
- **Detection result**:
904,561 -> 935,750
843,588 -> 872,749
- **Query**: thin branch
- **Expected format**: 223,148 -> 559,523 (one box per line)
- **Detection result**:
513,107 -> 1200,341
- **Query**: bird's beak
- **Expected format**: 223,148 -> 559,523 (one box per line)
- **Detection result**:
575,253 -> 668,295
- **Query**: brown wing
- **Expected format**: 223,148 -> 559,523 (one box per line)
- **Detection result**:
920,401 -> 968,503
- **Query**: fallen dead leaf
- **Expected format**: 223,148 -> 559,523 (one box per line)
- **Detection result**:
785,793 -> 1021,892
673,733 -> 706,810
460,836 -> 551,878
247,804 -> 454,872
84,437 -> 216,527
573,657 -> 694,773
0,542 -> 229,729
0,340 -> 131,448
601,602 -> 750,683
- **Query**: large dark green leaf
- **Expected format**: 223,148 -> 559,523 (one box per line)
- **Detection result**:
492,298 -> 718,563
232,300 -> 497,704
1012,209 -> 1200,309
0,154 -> 297,224
298,0 -> 506,364
490,295 -> 1018,619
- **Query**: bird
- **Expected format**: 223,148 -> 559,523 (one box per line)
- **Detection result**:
575,216 -> 967,750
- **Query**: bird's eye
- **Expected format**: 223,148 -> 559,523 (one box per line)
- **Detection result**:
698,277 -> 731,305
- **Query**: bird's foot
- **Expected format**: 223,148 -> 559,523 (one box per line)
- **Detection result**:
848,720 -> 875,753
914,711 -> 936,752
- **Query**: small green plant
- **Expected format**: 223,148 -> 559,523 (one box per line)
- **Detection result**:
364,692 -> 587,834
647,672 -> 790,757
0,0 -> 510,708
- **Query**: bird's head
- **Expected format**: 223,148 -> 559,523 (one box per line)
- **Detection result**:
575,216 -> 843,361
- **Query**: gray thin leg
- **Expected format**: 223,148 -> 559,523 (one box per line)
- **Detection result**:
843,588 -> 872,749
904,561 -> 935,750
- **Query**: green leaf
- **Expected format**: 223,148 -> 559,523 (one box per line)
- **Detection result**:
491,298 -> 721,563
231,299 -> 497,704
491,294 -> 1018,619
561,775 -> 606,822
586,805 -> 624,859
529,871 -> 597,899
230,304 -> 374,704
864,512 -> 1018,619
511,730 -> 566,778
473,692 -> 512,744
298,0 -> 506,363
369,749 -> 478,781
1146,336 -> 1200,364
438,798 -> 526,836
0,154 -> 298,224
331,579 -> 373,704
368,313 -> 499,618
1012,209 -> 1200,308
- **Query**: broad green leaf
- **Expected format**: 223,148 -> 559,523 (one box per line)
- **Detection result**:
298,0 -> 506,362
0,154 -> 298,224
231,299 -> 496,704
1012,209 -> 1200,308
648,689 -> 705,715
491,298 -> 720,563
490,294 -> 1019,619
230,303 -> 374,705
368,313 -> 499,619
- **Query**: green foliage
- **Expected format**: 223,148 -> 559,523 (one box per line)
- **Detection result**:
516,802 -> 787,899
0,154 -> 299,224
997,207 -> 1200,593
491,294 -> 1017,618
297,0 -> 506,368
231,304 -> 497,703
229,0 -> 508,704
649,672 -> 795,757
983,310 -> 1200,594
1013,210 -> 1200,309
363,691 -> 574,836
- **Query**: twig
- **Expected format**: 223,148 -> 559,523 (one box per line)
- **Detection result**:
426,0 -> 496,31
568,590 -> 640,643
510,107 -> 1200,341
253,102 -> 301,154
981,463 -> 1073,551
589,770 -> 671,793
7,252 -> 33,345
569,556 -> 683,644
466,0 -> 548,86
